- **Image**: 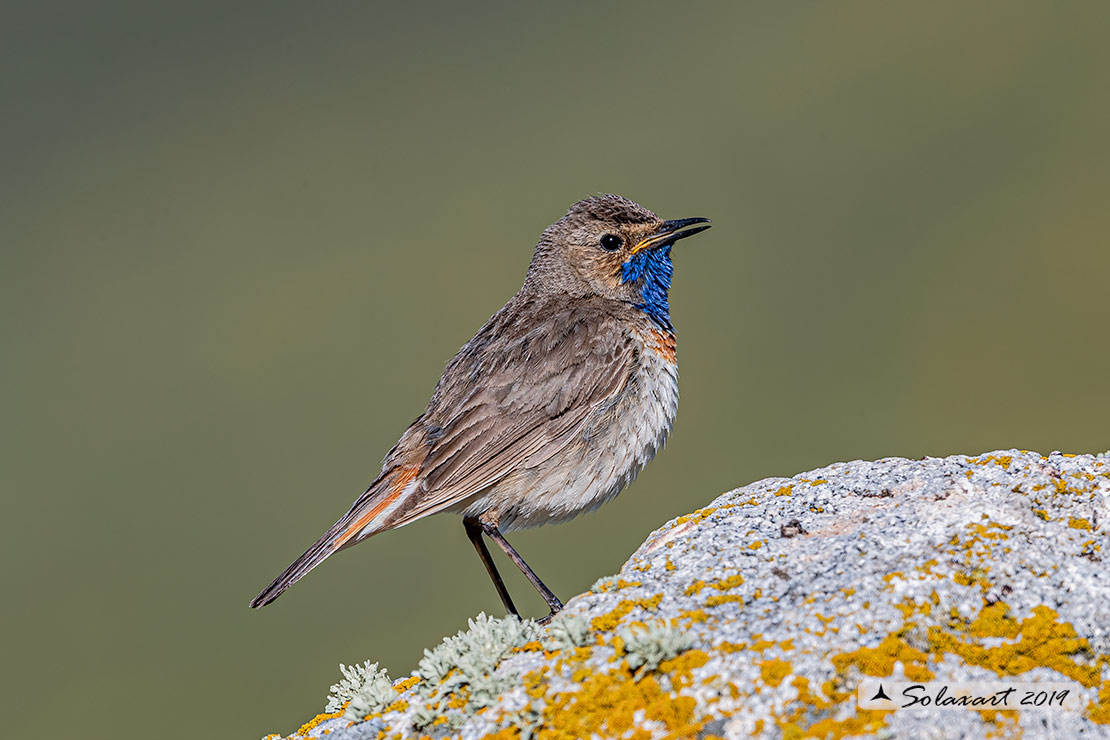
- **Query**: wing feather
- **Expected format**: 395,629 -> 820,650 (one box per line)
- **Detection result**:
383,298 -> 639,526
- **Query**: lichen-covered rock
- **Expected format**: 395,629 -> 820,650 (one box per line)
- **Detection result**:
266,451 -> 1110,740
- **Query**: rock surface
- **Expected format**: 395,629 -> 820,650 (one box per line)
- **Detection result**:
266,451 -> 1110,740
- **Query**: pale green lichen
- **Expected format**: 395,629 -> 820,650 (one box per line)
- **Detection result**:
325,660 -> 393,716
417,612 -> 540,683
618,620 -> 694,677
345,668 -> 395,720
543,613 -> 591,650
410,612 -> 541,729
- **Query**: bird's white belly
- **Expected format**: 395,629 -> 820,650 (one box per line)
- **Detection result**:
458,342 -> 679,531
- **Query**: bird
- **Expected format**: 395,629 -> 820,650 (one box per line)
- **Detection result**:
249,194 -> 711,622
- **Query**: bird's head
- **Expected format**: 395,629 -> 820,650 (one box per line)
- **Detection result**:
524,195 -> 711,329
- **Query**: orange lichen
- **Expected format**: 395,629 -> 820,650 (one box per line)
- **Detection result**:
977,454 -> 1013,469
774,485 -> 795,497
831,635 -> 931,679
594,578 -> 643,593
929,605 -> 1098,686
783,709 -> 891,740
717,641 -> 747,653
534,671 -> 700,740
589,594 -> 663,632
687,573 -> 745,596
393,675 -> 421,693
660,649 -> 710,689
760,659 -> 793,687
772,674 -> 887,739
674,506 -> 718,526
705,594 -> 744,607
516,641 -> 545,653
1069,517 -> 1092,530
296,710 -> 344,736
684,580 -> 706,596
1089,681 -> 1110,724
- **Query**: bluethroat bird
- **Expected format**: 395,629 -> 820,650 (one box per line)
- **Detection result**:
250,195 -> 711,621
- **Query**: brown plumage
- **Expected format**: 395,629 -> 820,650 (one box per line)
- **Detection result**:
250,195 -> 710,619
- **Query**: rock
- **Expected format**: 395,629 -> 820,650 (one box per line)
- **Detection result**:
264,451 -> 1110,740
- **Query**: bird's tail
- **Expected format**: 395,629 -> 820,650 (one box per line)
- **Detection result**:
249,466 -> 415,608
248,525 -> 342,609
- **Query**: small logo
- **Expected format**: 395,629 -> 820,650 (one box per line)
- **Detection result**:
869,684 -> 892,702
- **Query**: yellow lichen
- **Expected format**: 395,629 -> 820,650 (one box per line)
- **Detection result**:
977,454 -> 1013,469
534,670 -> 701,740
760,659 -> 793,687
589,594 -> 663,632
929,605 -> 1098,686
296,710 -> 344,737
595,578 -> 643,593
393,675 -> 421,693
1069,517 -> 1092,530
774,485 -> 794,497
684,580 -> 707,596
717,641 -> 747,653
660,649 -> 710,689
831,635 -> 930,678
687,572 -> 745,597
1088,681 -> 1110,724
674,506 -> 718,526
783,709 -> 891,740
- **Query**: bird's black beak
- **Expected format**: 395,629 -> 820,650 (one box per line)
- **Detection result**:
630,217 -> 712,255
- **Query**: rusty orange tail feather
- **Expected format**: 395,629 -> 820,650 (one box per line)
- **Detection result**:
248,467 -> 418,608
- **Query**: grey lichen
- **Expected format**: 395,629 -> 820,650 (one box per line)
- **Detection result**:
416,612 -> 539,683
325,661 -> 394,716
344,669 -> 395,721
409,612 -> 540,729
618,620 -> 693,677
542,613 -> 591,650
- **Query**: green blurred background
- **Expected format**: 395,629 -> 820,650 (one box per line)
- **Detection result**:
3,2 -> 1108,738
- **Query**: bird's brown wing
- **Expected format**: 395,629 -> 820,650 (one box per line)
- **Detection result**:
385,301 -> 639,527
248,299 -> 639,608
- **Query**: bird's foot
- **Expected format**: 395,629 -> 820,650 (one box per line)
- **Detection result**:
534,608 -> 561,626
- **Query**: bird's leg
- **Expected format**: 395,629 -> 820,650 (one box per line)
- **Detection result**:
463,517 -> 519,617
478,515 -> 563,623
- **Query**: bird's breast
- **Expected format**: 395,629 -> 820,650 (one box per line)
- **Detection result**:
456,323 -> 679,531
622,325 -> 680,460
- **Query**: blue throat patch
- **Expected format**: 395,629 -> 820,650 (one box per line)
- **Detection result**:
621,246 -> 674,331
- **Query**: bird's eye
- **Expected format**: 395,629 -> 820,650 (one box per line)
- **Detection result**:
599,234 -> 623,251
